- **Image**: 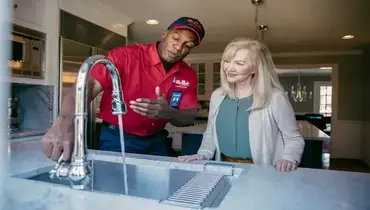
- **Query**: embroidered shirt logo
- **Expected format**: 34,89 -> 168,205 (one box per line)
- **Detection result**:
187,18 -> 203,31
173,77 -> 190,89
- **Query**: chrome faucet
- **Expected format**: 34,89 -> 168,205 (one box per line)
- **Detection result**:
49,55 -> 126,190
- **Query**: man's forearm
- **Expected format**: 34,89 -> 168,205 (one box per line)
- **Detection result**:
59,77 -> 102,119
168,108 -> 199,127
59,85 -> 77,119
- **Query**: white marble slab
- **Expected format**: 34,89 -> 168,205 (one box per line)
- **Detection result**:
3,139 -> 370,210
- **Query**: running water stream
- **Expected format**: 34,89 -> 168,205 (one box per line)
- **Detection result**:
118,115 -> 128,195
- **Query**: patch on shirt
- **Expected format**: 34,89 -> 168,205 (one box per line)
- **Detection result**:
169,91 -> 183,108
173,77 -> 190,89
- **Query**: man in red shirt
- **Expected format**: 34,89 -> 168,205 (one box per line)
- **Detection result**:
42,17 -> 205,162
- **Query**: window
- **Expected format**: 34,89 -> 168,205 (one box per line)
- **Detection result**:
319,86 -> 332,116
314,81 -> 332,117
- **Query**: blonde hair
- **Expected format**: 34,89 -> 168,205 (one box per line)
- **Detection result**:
220,37 -> 284,110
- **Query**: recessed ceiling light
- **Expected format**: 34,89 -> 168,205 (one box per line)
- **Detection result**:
112,23 -> 124,29
146,19 -> 159,25
342,35 -> 354,40
320,67 -> 332,70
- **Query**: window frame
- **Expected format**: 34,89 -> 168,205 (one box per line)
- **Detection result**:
313,81 -> 332,117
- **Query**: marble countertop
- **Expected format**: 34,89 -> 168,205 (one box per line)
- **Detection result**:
166,120 -> 330,141
3,138 -> 370,210
9,129 -> 47,139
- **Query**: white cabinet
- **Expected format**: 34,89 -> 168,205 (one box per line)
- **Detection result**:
188,61 -> 223,101
212,62 -> 221,91
190,63 -> 206,95
12,0 -> 45,32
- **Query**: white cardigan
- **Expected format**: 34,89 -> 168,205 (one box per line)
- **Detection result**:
197,88 -> 305,165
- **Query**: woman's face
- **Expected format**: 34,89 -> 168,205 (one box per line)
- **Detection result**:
223,49 -> 256,84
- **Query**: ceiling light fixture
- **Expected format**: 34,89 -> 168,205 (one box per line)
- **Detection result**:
251,0 -> 267,41
146,19 -> 159,25
258,25 -> 268,31
251,0 -> 264,5
320,67 -> 332,70
342,35 -> 354,40
112,23 -> 124,29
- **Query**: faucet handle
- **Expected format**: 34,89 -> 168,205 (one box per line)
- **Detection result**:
49,154 -> 64,179
112,90 -> 127,115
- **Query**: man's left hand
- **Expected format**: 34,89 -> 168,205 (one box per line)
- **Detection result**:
129,87 -> 173,119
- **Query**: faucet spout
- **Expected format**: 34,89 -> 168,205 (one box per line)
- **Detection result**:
50,55 -> 126,190
73,55 -> 126,161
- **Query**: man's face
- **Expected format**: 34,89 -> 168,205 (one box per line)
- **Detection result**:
158,28 -> 197,64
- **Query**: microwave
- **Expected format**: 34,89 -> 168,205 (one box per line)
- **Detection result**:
9,33 -> 44,78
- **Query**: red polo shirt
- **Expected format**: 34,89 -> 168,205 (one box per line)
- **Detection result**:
90,42 -> 199,136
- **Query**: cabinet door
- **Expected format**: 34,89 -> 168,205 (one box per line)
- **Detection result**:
12,0 -> 44,27
212,62 -> 221,91
190,63 -> 206,96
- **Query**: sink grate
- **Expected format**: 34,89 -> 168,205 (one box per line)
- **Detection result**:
161,172 -> 226,209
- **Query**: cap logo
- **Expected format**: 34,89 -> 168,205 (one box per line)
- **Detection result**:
187,18 -> 202,30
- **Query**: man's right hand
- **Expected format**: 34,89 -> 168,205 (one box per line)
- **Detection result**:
41,116 -> 74,162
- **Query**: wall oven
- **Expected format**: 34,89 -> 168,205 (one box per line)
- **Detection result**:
9,32 -> 44,78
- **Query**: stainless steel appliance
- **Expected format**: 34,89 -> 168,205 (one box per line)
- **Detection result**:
59,10 -> 127,149
9,25 -> 45,79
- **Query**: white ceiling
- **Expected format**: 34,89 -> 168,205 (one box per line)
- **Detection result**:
104,0 -> 370,53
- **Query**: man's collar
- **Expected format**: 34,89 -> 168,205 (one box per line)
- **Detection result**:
148,41 -> 162,66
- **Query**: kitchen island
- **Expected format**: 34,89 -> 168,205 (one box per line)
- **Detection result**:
3,138 -> 370,210
166,120 -> 331,169
166,120 -> 331,146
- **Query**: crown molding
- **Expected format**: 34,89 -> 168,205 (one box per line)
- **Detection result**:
272,50 -> 362,58
185,50 -> 363,62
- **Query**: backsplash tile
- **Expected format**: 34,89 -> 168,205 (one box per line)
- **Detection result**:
11,83 -> 54,131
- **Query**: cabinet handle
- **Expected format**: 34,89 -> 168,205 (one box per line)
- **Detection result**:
13,4 -> 18,9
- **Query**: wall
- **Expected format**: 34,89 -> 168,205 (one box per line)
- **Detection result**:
58,0 -> 133,37
278,75 -> 331,114
273,52 -> 365,159
127,39 -> 138,46
361,47 -> 370,166
273,54 -> 363,121
44,0 -> 60,121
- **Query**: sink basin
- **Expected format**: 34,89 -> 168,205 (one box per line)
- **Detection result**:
24,159 -> 234,209
27,160 -> 197,200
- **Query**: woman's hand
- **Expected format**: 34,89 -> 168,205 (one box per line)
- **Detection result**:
274,159 -> 297,172
178,154 -> 207,162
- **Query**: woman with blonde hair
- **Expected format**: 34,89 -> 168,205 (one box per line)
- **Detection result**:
179,38 -> 305,172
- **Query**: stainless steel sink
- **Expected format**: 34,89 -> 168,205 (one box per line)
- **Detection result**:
27,160 -> 196,200
25,160 -> 234,209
